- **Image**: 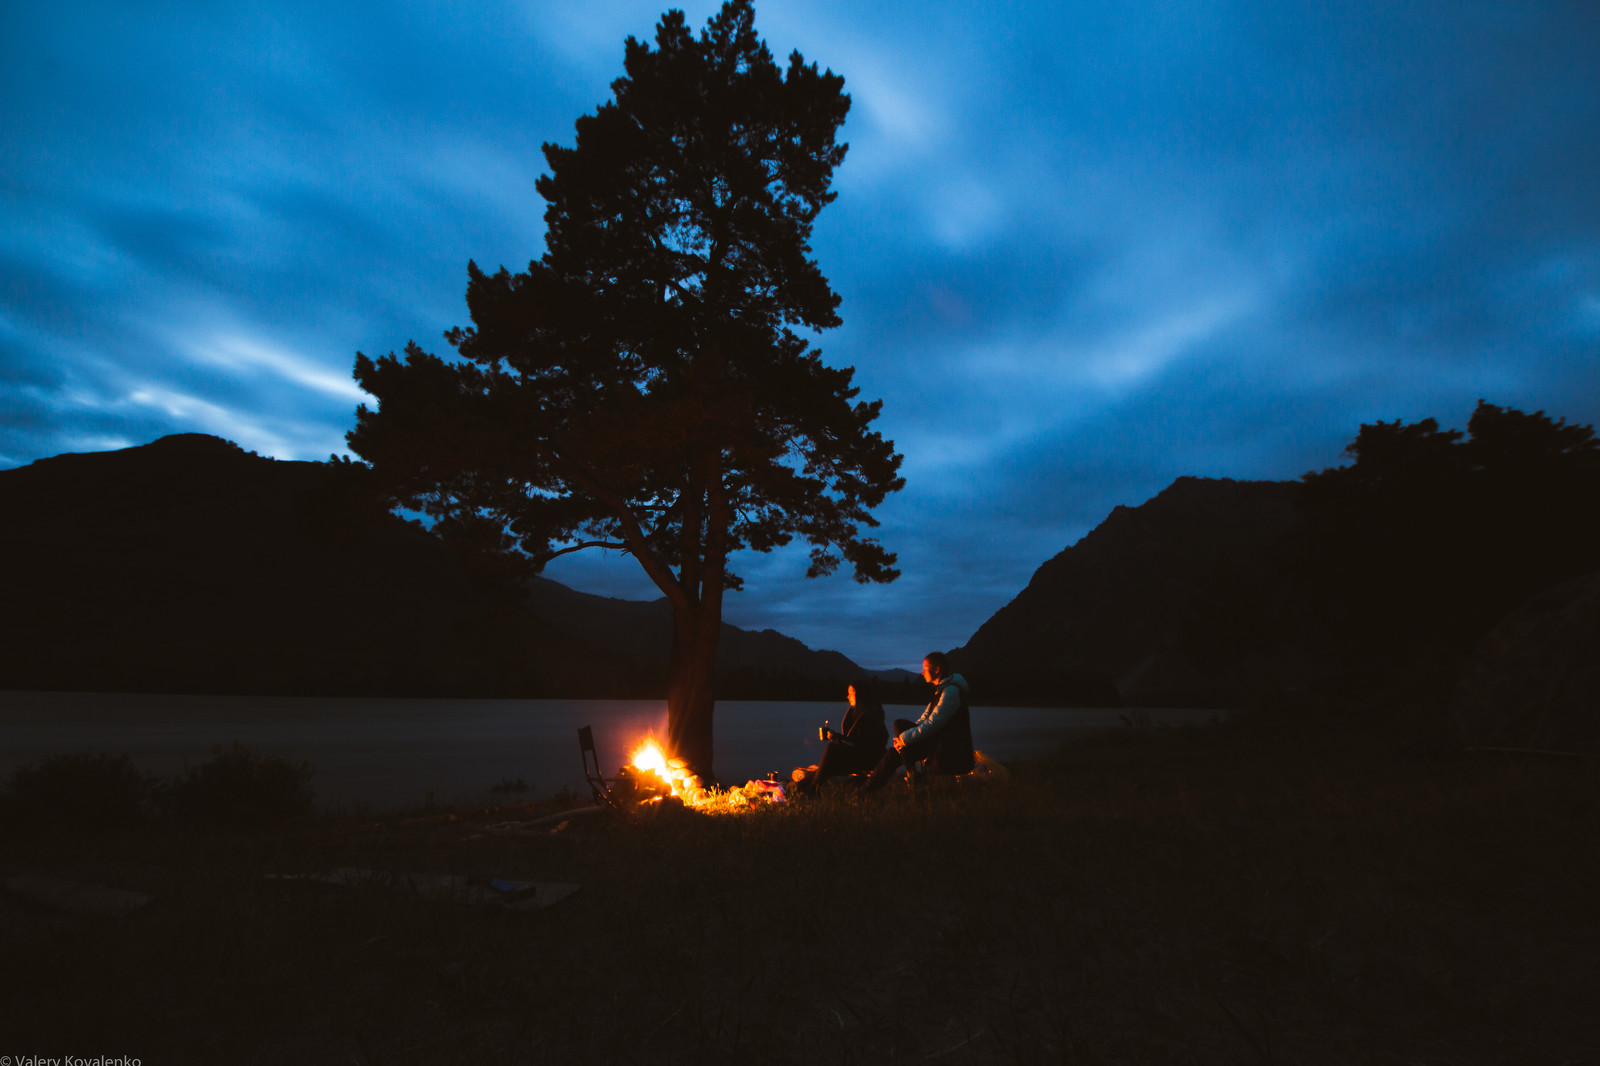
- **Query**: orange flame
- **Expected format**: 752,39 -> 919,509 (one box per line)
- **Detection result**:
630,736 -> 671,782
629,735 -> 710,806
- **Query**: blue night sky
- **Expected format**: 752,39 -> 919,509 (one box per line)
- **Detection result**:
3,1 -> 1598,670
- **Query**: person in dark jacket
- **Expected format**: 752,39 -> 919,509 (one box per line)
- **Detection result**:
858,651 -> 974,794
794,679 -> 889,795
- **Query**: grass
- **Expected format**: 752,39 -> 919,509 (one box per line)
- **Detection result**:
1,706 -> 1596,1064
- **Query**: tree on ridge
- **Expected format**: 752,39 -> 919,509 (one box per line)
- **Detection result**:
348,0 -> 904,779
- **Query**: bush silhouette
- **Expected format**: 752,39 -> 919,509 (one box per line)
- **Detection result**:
161,744 -> 315,829
1,752 -> 150,833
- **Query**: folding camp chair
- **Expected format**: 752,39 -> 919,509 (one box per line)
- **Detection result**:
577,725 -> 623,811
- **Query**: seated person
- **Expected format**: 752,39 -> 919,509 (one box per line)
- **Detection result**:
794,679 -> 889,794
859,652 -> 973,793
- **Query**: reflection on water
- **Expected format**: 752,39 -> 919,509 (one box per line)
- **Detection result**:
0,691 -> 1223,808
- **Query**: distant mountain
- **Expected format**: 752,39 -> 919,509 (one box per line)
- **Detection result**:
950,477 -> 1301,706
522,575 -> 868,698
0,434 -> 866,699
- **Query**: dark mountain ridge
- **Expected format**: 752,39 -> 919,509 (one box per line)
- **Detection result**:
950,477 -> 1302,706
949,402 -> 1600,715
521,575 -> 867,698
0,434 -> 867,699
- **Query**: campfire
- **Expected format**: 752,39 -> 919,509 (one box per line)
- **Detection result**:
625,736 -> 708,804
606,734 -> 787,812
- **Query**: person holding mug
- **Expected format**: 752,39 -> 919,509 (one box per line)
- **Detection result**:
793,678 -> 889,795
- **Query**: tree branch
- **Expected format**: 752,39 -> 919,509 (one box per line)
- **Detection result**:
549,449 -> 690,612
534,540 -> 632,565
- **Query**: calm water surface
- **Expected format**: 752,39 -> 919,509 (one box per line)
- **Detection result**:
0,691 -> 1223,808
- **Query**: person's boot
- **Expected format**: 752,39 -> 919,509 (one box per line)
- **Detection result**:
856,761 -> 892,796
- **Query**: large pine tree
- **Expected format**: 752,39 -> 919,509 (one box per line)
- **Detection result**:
349,0 -> 903,778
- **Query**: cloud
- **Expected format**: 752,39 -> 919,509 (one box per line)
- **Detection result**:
118,385 -> 295,457
179,332 -> 370,404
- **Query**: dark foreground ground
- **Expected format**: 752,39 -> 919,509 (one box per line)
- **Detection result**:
2,705 -> 1596,1065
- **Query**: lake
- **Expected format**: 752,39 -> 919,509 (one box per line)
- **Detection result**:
0,691 -> 1224,808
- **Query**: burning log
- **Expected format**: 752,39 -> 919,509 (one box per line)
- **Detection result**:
611,764 -> 671,805
624,736 -> 702,807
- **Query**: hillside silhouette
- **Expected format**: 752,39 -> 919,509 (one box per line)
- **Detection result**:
950,477 -> 1301,706
522,575 -> 865,699
950,401 -> 1600,719
0,435 -> 866,699
9,401 -> 1592,716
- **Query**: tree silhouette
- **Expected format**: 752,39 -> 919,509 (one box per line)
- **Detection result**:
348,0 -> 903,778
1171,401 -> 1600,696
1289,400 -> 1600,664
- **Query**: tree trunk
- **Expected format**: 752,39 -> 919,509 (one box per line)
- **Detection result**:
665,601 -> 721,782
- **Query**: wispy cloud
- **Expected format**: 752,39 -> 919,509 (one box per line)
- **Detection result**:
182,333 -> 370,404
122,386 -> 292,456
1074,291 -> 1260,390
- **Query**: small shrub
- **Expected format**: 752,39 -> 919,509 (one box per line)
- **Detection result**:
1,751 -> 149,832
549,784 -> 584,807
161,744 -> 315,829
489,776 -> 531,795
